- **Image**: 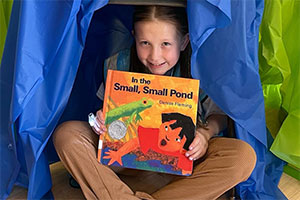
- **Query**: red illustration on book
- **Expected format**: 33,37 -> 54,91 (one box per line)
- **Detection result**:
103,112 -> 195,175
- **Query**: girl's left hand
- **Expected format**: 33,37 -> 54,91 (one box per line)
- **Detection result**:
185,129 -> 209,161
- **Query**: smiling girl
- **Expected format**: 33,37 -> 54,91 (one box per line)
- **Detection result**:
53,5 -> 256,200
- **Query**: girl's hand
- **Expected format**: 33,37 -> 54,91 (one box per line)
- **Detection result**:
92,109 -> 107,135
185,129 -> 210,161
185,114 -> 227,160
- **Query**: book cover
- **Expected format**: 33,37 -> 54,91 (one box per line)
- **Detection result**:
98,69 -> 199,176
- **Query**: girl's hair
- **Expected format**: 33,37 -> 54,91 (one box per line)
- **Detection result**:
129,5 -> 191,78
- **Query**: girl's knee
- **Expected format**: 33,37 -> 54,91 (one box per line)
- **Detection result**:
52,121 -> 90,151
232,139 -> 257,181
209,138 -> 256,183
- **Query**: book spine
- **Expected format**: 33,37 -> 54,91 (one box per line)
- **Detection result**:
97,70 -> 113,163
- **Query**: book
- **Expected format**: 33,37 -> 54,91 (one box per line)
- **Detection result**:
98,69 -> 199,176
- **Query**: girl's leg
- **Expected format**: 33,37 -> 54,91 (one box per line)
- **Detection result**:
117,168 -> 175,195
151,137 -> 257,200
53,121 -> 141,200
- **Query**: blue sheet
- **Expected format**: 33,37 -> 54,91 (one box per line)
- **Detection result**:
0,0 -> 286,199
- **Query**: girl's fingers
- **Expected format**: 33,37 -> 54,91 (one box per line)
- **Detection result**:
100,111 -> 105,122
188,135 -> 200,151
99,121 -> 107,132
186,147 -> 200,161
95,117 -> 106,131
92,122 -> 106,135
96,110 -> 105,123
92,126 -> 101,135
185,138 -> 200,159
95,109 -> 107,132
186,134 -> 208,160
191,146 -> 206,160
90,109 -> 107,135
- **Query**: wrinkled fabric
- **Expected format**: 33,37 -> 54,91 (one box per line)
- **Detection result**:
0,0 -> 288,199
0,1 -> 109,199
188,0 -> 286,199
1,2 -> 22,198
259,0 -> 300,169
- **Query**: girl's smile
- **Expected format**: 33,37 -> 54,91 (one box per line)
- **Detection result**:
149,61 -> 167,68
134,20 -> 189,75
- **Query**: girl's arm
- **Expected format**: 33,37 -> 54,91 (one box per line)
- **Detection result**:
197,114 -> 227,141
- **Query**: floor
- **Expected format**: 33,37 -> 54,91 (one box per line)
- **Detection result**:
7,162 -> 300,199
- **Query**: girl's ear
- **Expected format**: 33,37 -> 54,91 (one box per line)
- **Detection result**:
180,33 -> 190,51
131,30 -> 135,36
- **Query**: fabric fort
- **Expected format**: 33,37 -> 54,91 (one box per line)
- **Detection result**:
113,83 -> 194,99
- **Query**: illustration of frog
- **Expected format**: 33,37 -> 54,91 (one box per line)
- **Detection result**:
105,97 -> 153,126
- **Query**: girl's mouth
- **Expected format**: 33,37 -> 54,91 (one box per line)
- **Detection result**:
149,62 -> 166,68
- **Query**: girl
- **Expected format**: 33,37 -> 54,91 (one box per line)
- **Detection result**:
53,5 -> 256,200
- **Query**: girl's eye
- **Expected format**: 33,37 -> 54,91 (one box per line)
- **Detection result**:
165,126 -> 168,131
140,41 -> 149,46
162,42 -> 171,46
175,138 -> 181,142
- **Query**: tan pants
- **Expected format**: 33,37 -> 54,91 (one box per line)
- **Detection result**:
53,121 -> 256,200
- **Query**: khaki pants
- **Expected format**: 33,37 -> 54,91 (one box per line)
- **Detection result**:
53,121 -> 256,200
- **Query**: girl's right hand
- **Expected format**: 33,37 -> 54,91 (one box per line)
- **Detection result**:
92,109 -> 107,135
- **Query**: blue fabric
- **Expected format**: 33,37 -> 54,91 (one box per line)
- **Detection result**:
0,1 -> 21,199
59,5 -> 134,123
188,0 -> 286,199
0,0 -> 109,199
0,0 -> 286,199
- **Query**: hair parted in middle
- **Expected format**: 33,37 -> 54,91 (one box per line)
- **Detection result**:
129,5 -> 191,78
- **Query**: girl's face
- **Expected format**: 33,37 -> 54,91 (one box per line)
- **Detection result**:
134,20 -> 189,75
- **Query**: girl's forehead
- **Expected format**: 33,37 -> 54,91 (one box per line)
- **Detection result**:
134,20 -> 180,37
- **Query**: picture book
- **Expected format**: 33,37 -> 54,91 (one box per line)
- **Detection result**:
97,69 -> 199,176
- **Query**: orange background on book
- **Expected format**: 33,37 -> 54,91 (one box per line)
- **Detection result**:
103,70 -> 199,142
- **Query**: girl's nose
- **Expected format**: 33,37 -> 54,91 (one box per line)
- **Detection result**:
150,47 -> 161,62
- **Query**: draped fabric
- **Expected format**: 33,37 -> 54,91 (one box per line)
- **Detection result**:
0,0 -> 13,63
0,0 -> 287,199
0,1 -> 109,199
188,0 -> 286,199
259,0 -> 300,169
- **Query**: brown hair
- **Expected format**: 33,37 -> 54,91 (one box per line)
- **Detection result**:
129,5 -> 191,78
